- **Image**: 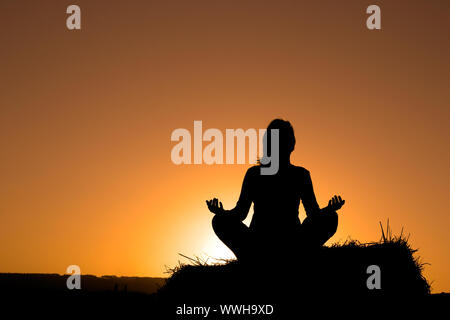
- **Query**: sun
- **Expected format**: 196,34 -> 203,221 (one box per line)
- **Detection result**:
200,236 -> 235,263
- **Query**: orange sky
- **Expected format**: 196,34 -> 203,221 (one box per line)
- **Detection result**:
1,1 -> 449,292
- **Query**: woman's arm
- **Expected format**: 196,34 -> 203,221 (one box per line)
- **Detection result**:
301,170 -> 321,217
301,170 -> 345,216
225,168 -> 253,221
206,168 -> 254,221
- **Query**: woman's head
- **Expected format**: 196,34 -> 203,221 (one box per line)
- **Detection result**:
262,119 -> 296,162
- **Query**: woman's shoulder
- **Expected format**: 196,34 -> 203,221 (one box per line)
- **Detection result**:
245,164 -> 310,177
246,165 -> 262,176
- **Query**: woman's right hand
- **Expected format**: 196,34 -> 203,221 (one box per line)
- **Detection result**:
206,198 -> 225,215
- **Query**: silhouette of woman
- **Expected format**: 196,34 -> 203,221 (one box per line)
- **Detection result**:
206,119 -> 345,260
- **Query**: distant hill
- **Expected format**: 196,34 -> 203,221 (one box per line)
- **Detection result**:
0,273 -> 166,295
